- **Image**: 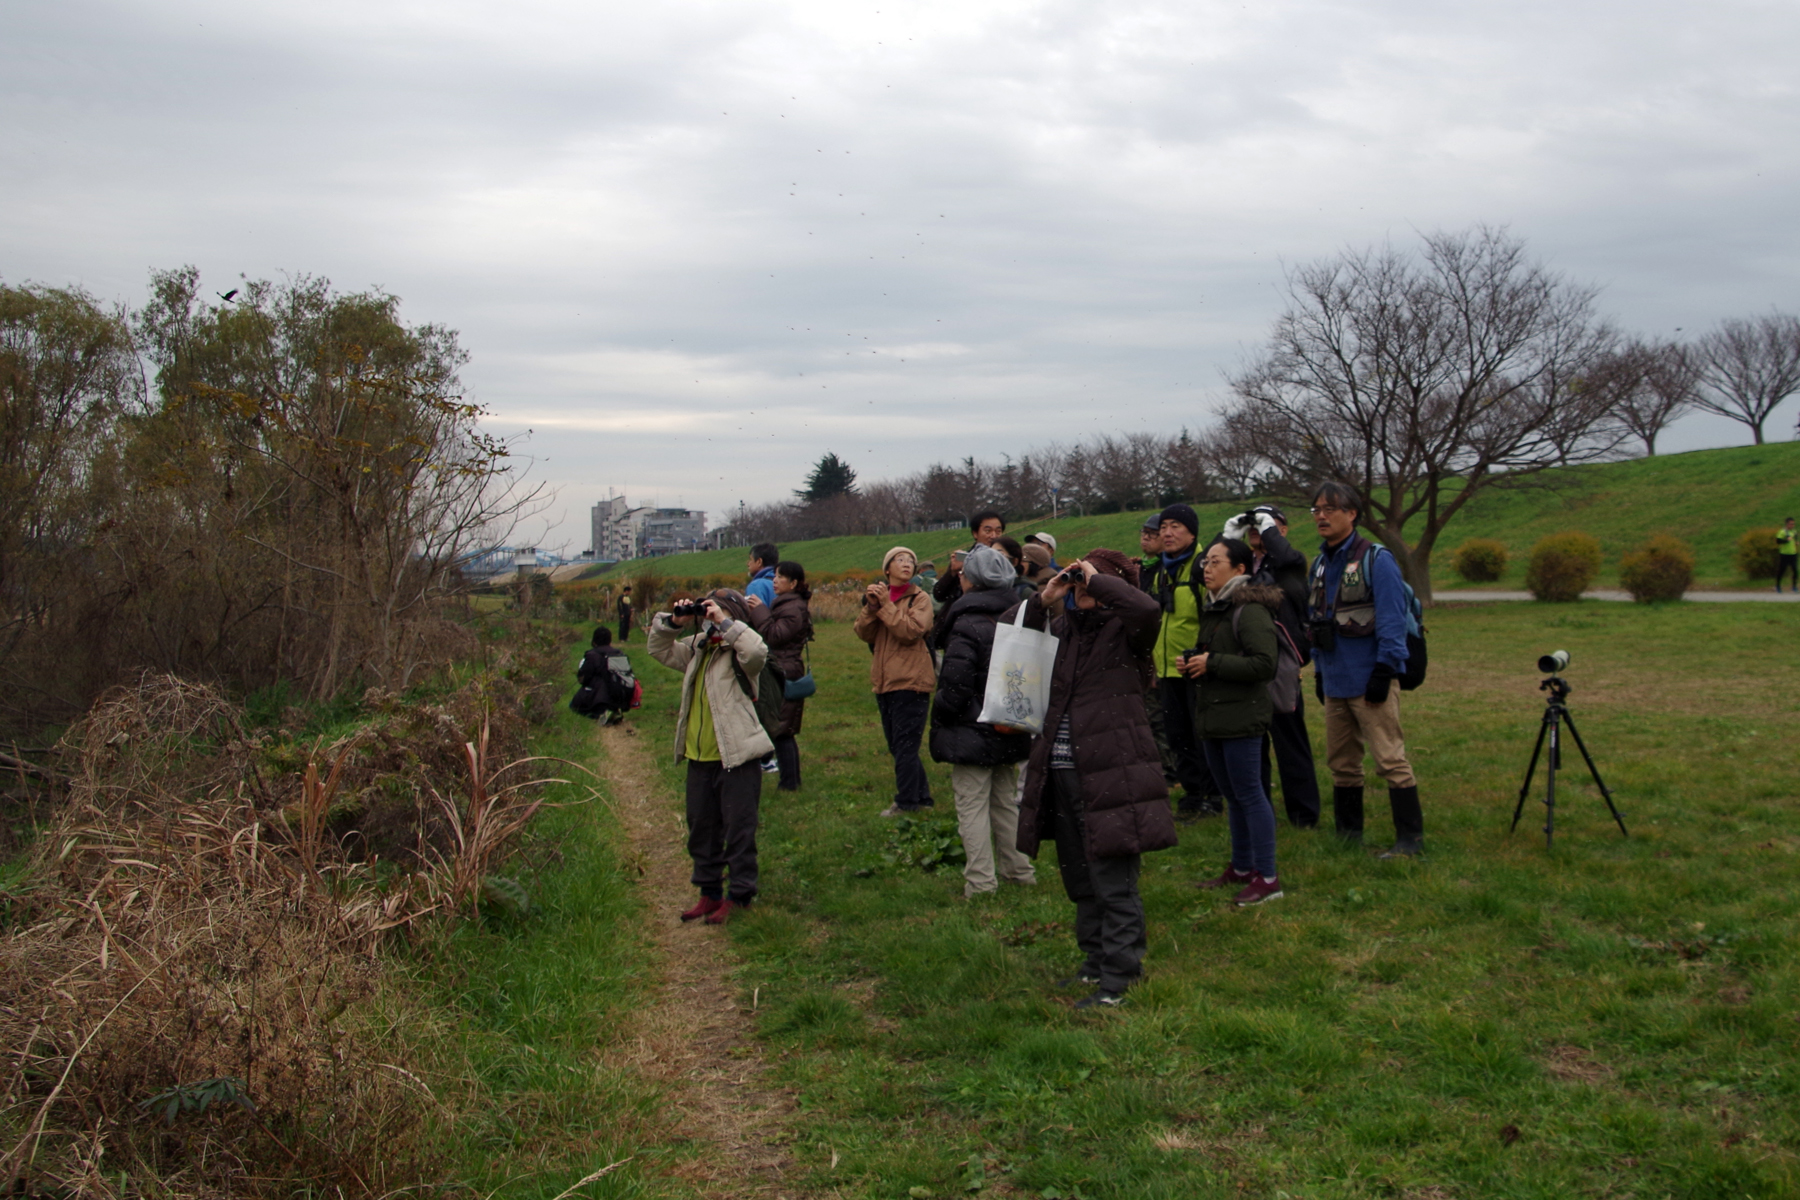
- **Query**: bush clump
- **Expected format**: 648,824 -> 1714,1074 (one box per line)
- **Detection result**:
1526,532 -> 1603,602
1451,538 -> 1509,582
1619,535 -> 1695,602
1734,527 -> 1781,580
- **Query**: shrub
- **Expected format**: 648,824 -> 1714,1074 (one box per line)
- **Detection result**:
1734,527 -> 1781,580
1525,532 -> 1603,602
1619,535 -> 1695,603
1451,538 -> 1509,583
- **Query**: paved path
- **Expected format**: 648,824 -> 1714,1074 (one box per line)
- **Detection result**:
1437,590 -> 1800,603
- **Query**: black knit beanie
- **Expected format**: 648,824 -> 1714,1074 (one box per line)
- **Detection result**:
1158,504 -> 1199,538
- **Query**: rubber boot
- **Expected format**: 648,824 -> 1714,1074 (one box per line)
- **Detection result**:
1333,785 -> 1364,843
775,735 -> 802,792
1381,785 -> 1424,858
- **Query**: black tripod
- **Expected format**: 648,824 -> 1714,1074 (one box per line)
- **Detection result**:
1511,674 -> 1626,848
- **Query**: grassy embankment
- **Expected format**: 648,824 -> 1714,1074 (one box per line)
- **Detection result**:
588,441 -> 1800,593
605,598 -> 1800,1198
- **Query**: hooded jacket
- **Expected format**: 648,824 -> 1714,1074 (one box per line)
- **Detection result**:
853,582 -> 937,693
928,586 -> 1032,766
1012,575 -> 1177,860
647,613 -> 775,768
1192,578 -> 1281,740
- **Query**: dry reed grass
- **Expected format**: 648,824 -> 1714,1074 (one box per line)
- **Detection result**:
1,667 -> 574,1198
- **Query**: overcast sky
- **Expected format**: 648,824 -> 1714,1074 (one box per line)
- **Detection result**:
6,0 -> 1798,550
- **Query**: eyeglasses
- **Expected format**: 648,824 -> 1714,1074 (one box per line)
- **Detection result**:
1309,506 -> 1345,517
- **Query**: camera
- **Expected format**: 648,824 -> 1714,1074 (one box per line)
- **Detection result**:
670,599 -> 706,619
1307,617 -> 1338,653
1537,649 -> 1570,674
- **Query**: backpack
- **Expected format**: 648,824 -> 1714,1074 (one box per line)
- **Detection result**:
1231,606 -> 1304,714
730,656 -> 786,740
1317,541 -> 1428,691
605,654 -> 638,709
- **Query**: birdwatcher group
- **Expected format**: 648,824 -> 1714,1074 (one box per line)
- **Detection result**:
581,480 -> 1426,1013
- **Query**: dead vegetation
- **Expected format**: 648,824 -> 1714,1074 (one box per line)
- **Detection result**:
1,648 -> 575,1198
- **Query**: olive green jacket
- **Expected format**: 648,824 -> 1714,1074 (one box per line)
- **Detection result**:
1191,582 -> 1281,740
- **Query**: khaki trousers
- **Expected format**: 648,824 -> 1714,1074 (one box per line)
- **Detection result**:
1323,693 -> 1417,789
952,763 -> 1036,896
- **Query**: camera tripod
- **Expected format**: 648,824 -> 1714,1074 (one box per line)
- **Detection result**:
1510,674 -> 1627,848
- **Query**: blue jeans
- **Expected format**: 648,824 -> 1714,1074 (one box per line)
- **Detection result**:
1203,736 -> 1278,879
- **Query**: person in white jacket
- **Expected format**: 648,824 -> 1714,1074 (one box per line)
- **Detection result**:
647,589 -> 774,926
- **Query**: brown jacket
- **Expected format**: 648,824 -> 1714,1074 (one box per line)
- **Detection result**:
761,591 -> 814,682
1013,575 -> 1177,860
853,583 -> 936,694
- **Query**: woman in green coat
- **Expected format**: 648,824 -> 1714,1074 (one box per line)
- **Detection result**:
1179,538 -> 1284,905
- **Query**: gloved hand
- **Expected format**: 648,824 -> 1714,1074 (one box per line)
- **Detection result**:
1252,509 -> 1279,533
1364,663 -> 1395,705
1222,517 -> 1251,541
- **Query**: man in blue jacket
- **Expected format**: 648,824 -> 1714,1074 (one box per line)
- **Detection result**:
1306,483 -> 1423,858
746,543 -> 780,608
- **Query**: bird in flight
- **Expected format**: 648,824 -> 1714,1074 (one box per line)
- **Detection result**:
218,289 -> 238,302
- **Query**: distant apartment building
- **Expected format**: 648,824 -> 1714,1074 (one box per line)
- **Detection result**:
591,496 -> 707,560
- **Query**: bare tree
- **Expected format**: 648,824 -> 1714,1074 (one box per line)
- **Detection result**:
1226,226 -> 1621,600
1590,339 -> 1698,456
1693,312 -> 1800,445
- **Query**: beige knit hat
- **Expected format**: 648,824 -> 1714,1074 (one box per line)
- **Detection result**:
881,545 -> 918,575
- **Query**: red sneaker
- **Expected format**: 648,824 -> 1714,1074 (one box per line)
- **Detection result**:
1197,865 -> 1256,891
703,899 -> 737,926
1232,876 -> 1284,907
680,896 -> 723,922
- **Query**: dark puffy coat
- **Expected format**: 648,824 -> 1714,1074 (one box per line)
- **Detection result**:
1253,524 -> 1311,665
1192,581 -> 1281,740
1014,575 -> 1177,860
928,590 -> 1029,770
929,587 -> 1032,766
760,590 -> 813,738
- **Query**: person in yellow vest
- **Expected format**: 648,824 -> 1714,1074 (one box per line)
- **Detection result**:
1777,518 -> 1797,593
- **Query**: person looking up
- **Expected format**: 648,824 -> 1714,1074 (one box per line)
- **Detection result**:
855,546 -> 937,815
1307,482 -> 1424,858
756,562 -> 814,791
1777,517 -> 1797,593
1014,550 -> 1176,1010
646,590 -> 774,925
1143,504 -> 1223,820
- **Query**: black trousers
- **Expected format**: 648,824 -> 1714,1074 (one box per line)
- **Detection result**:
1261,695 -> 1322,827
1158,678 -> 1219,802
684,758 -> 762,903
1779,556 -> 1798,590
1049,769 -> 1145,994
876,690 -> 933,809
618,615 -> 633,642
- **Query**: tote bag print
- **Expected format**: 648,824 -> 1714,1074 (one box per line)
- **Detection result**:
978,606 -> 1058,736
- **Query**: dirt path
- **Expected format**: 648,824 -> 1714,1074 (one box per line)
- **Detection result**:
591,723 -> 810,1200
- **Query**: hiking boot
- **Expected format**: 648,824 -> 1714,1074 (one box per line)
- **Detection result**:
1232,875 -> 1284,906
1197,865 -> 1257,891
1074,989 -> 1126,1010
1056,971 -> 1101,989
680,896 -> 723,922
704,899 -> 742,925
1378,840 -> 1425,859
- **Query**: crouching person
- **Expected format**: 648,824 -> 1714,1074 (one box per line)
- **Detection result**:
930,545 -> 1036,898
1014,550 -> 1177,1010
647,589 -> 774,925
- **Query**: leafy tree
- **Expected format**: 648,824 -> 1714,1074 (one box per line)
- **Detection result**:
795,451 -> 858,502
1224,226 -> 1621,600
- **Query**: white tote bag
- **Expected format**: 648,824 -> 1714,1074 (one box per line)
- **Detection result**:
977,605 -> 1059,735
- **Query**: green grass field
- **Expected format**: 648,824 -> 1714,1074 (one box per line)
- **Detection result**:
595,599 -> 1800,1198
592,442 -> 1800,593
